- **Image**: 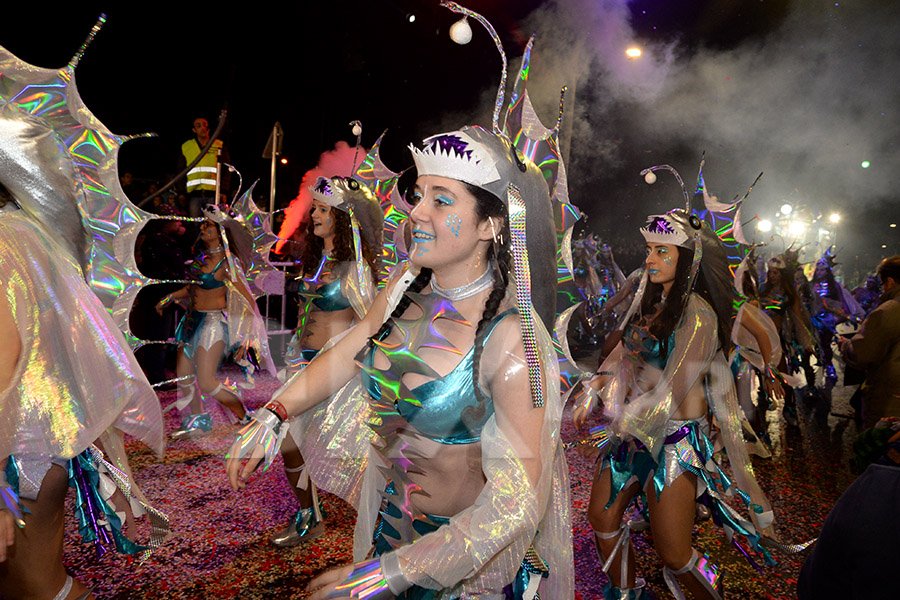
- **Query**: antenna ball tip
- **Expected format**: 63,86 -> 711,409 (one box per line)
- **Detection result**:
644,171 -> 657,184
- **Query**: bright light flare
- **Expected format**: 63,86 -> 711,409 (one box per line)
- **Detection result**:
757,219 -> 773,232
626,47 -> 642,59
788,221 -> 806,236
780,203 -> 793,215
280,158 -> 288,165
862,161 -> 871,168
829,213 -> 841,224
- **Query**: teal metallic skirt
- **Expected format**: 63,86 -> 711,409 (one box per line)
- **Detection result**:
601,419 -> 775,567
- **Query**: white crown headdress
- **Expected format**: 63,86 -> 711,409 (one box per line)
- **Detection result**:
409,131 -> 501,188
309,176 -> 343,209
640,214 -> 694,248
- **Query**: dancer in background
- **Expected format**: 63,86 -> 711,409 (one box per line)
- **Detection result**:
271,175 -> 382,547
157,211 -> 274,439
731,253 -> 786,454
809,252 -> 864,387
760,254 -> 817,423
575,208 -> 777,600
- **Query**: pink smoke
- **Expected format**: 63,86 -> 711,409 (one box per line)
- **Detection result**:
275,140 -> 367,253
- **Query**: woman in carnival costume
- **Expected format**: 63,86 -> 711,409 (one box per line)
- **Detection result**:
729,252 -> 786,455
808,251 -> 864,387
156,207 -> 276,439
226,127 -> 571,599
228,4 -> 574,596
0,31 -> 168,596
760,253 -> 817,421
574,188 -> 786,599
271,174 -> 382,547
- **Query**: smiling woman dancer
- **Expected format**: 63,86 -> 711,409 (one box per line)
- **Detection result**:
575,208 -> 777,600
271,175 -> 381,547
226,126 -> 571,599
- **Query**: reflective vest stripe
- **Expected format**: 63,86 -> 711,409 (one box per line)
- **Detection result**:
183,139 -> 222,192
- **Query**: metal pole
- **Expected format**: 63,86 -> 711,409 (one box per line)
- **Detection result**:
215,145 -> 222,205
269,125 -> 279,214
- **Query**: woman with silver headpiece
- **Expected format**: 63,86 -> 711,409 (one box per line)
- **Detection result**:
574,210 -> 777,600
225,126 -> 571,599
269,176 -> 382,548
156,211 -> 273,439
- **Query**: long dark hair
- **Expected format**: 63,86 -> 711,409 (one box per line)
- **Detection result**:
638,244 -> 733,356
812,263 -> 840,301
299,205 -> 377,279
361,182 -> 510,428
761,266 -> 801,310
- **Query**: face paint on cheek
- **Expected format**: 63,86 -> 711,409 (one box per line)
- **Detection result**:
445,214 -> 462,237
662,254 -> 673,266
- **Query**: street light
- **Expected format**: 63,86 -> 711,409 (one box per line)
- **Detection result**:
626,47 -> 642,59
829,213 -> 841,224
781,203 -> 793,215
757,219 -> 773,232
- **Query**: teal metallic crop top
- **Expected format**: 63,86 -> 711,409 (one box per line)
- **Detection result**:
624,323 -> 675,371
196,258 -> 226,290
362,307 -> 518,445
311,278 -> 352,312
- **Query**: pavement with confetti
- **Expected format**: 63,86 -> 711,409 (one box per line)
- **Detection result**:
62,365 -> 862,599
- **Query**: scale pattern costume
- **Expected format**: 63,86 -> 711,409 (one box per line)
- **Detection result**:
0,19 -> 169,558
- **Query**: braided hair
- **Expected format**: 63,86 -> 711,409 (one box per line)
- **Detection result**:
464,184 -> 509,428
359,182 -> 511,429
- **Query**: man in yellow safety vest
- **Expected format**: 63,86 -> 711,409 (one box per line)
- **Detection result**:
180,117 -> 229,216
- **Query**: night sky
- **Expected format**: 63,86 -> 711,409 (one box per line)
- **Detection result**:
2,1 -> 898,276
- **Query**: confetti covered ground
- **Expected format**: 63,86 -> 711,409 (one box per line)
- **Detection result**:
62,364 -> 861,599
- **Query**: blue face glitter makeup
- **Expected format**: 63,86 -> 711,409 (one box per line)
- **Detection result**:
445,214 -> 462,237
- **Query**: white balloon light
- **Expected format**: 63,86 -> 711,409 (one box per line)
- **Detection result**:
644,171 -> 657,184
351,123 -> 362,137
450,17 -> 473,45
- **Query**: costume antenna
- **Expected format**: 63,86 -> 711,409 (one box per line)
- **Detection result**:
556,86 -> 567,131
441,2 -> 507,133
349,120 -> 363,176
69,14 -> 107,69
738,172 -> 765,204
640,164 -> 691,211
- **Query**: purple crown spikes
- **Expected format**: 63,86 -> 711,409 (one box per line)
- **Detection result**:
410,130 -> 501,188
425,134 -> 474,160
647,216 -> 677,235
